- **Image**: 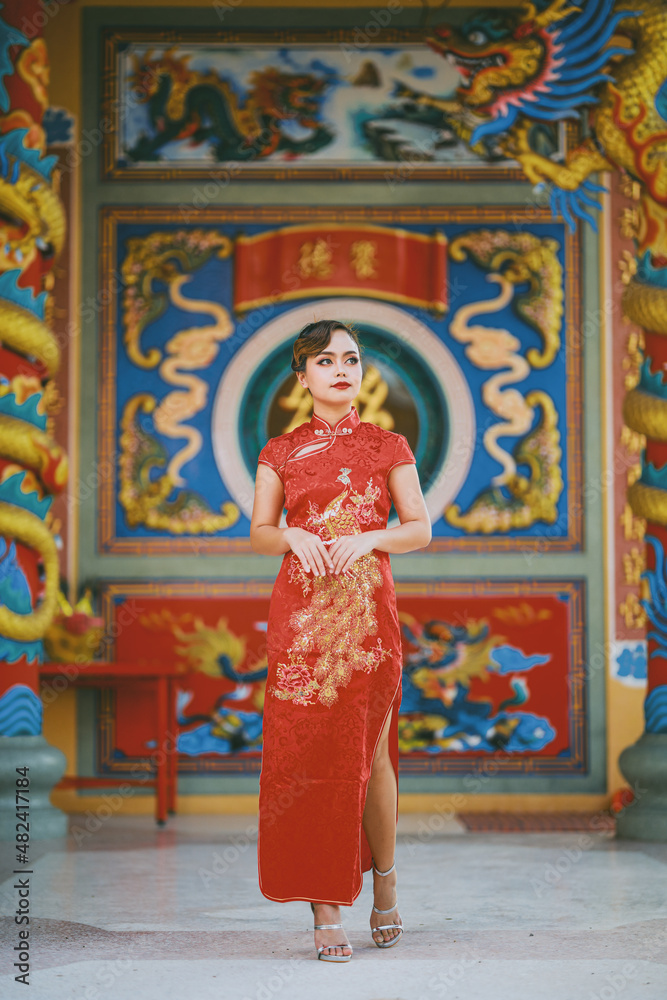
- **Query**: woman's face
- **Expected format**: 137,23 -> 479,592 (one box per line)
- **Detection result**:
297,327 -> 362,404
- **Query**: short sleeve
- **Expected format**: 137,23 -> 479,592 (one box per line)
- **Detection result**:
257,438 -> 284,482
388,433 -> 416,472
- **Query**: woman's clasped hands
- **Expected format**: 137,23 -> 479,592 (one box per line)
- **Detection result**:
284,527 -> 378,578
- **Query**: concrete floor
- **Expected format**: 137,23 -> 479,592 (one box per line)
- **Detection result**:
1,813 -> 666,1000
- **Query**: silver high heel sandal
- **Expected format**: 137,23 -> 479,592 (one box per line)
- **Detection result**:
310,901 -> 353,962
371,861 -> 404,949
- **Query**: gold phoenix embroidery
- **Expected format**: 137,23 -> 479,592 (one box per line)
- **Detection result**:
270,468 -> 391,708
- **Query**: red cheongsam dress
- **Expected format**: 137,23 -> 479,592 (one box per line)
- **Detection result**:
255,403 -> 417,905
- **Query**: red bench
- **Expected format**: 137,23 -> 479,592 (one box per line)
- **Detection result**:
39,661 -> 179,825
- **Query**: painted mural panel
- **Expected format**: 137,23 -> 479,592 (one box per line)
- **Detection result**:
94,579 -> 586,778
101,29 -> 569,180
98,206 -> 582,555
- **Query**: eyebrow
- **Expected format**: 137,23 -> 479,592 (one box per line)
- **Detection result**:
316,350 -> 359,357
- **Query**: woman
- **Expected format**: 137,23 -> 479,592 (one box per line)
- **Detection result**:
250,319 -> 431,962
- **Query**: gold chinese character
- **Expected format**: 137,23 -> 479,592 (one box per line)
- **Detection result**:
350,240 -> 378,280
279,366 -> 395,433
278,379 -> 316,433
355,365 -> 393,429
297,239 -> 333,279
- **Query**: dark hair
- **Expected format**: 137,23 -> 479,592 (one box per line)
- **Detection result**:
290,319 -> 363,374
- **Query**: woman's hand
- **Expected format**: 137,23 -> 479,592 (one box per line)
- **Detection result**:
328,531 -> 379,576
284,527 -> 335,577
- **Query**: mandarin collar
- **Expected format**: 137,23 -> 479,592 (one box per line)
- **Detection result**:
308,404 -> 360,436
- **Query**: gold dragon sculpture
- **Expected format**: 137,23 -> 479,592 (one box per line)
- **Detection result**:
0,33 -> 67,649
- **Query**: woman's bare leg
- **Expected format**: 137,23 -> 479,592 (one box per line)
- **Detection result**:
311,902 -> 352,958
311,779 -> 354,958
362,705 -> 402,944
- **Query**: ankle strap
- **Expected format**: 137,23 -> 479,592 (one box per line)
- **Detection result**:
373,861 -> 395,876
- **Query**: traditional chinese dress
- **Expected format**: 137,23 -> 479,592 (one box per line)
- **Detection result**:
255,403 -> 416,905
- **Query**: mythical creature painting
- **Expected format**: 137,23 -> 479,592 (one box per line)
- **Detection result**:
112,38 -> 567,174
124,50 -> 335,164
427,0 -> 666,244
